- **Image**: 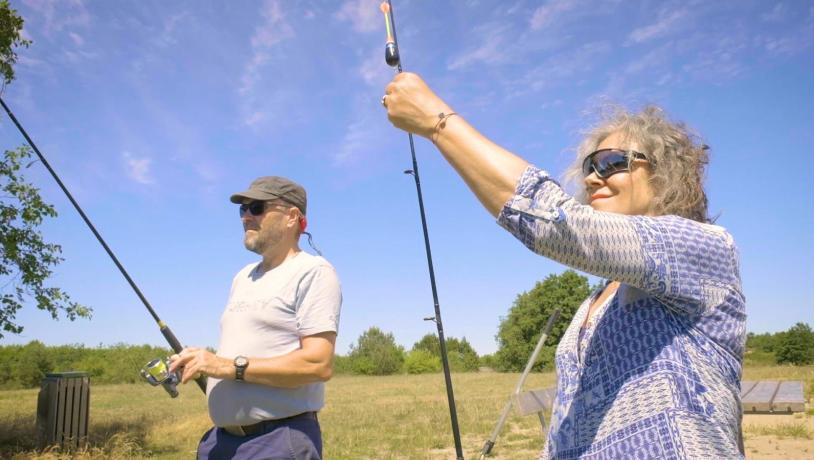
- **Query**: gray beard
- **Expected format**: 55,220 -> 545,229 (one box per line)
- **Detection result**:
244,227 -> 283,255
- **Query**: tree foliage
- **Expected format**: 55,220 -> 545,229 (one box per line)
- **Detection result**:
404,349 -> 441,374
776,322 -> 814,366
0,342 -> 172,389
745,323 -> 814,366
412,333 -> 480,372
494,270 -> 592,372
0,0 -> 29,85
347,327 -> 405,375
0,3 -> 86,337
0,147 -> 90,337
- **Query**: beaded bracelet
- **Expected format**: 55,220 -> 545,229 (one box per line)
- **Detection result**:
432,112 -> 458,143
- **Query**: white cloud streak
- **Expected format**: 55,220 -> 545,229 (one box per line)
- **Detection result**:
122,151 -> 154,185
507,41 -> 611,96
334,0 -> 381,33
762,3 -> 788,22
447,23 -> 512,70
68,32 -> 84,46
628,9 -> 688,44
238,0 -> 295,126
22,0 -> 91,37
530,0 -> 579,31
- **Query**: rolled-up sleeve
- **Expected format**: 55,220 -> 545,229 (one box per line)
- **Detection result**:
498,165 -> 742,315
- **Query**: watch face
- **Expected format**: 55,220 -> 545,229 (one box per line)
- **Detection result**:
235,356 -> 248,367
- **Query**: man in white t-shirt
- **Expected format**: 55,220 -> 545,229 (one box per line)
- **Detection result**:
169,176 -> 342,459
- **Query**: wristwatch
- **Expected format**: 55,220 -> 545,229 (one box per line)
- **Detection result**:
234,355 -> 249,381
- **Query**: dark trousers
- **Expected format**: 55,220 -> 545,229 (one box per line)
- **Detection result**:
197,413 -> 322,460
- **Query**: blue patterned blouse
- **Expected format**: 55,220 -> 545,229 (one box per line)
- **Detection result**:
497,166 -> 746,459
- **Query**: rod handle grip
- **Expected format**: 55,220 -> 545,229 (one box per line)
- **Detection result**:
160,323 -> 208,394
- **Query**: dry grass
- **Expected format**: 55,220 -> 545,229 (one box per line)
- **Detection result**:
744,421 -> 811,439
0,373 -> 554,459
0,366 -> 811,459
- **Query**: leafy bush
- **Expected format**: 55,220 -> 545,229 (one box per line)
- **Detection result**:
332,354 -> 352,374
776,323 -> 814,365
0,341 -> 172,389
479,353 -> 495,369
347,327 -> 404,375
411,334 -> 479,372
404,349 -> 441,374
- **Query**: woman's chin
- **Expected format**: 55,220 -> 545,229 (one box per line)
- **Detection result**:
590,199 -> 616,213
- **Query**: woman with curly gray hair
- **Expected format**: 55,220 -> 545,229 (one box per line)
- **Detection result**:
383,73 -> 745,459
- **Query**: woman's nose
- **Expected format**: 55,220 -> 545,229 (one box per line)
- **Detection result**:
584,170 -> 604,189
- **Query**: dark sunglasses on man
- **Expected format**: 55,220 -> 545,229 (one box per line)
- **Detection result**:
239,201 -> 268,217
582,149 -> 647,179
239,201 -> 294,217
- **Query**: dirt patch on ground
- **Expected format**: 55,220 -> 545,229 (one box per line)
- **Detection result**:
742,413 -> 813,459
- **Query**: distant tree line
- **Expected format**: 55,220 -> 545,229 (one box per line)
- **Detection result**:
0,341 -> 172,389
746,322 -> 814,366
5,272 -> 808,387
332,271 -> 590,376
332,327 -> 481,376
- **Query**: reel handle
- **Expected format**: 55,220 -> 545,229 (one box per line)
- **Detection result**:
160,323 -> 207,393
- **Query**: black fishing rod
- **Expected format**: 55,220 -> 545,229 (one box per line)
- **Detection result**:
380,2 -> 464,459
0,96 -> 206,394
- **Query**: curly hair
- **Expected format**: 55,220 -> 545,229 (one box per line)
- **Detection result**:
563,105 -> 710,223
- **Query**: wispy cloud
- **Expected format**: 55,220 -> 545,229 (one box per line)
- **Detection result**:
334,117 -> 369,166
628,8 -> 688,44
122,151 -> 154,185
506,41 -> 611,96
238,0 -> 295,126
447,23 -> 512,70
22,0 -> 91,37
529,0 -> 579,31
358,45 -> 391,86
62,49 -> 97,63
334,0 -> 381,33
676,30 -> 750,83
152,12 -> 190,48
68,32 -> 84,46
333,95 -> 389,170
762,3 -> 788,22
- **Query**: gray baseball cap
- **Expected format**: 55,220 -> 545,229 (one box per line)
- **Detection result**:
229,176 -> 307,215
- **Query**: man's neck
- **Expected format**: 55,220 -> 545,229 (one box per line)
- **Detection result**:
258,244 -> 301,274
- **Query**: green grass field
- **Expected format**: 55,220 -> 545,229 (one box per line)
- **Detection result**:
1,366 -> 811,459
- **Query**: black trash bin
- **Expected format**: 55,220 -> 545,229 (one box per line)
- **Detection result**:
36,371 -> 90,449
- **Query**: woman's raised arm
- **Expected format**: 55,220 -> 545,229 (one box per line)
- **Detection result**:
384,72 -> 528,217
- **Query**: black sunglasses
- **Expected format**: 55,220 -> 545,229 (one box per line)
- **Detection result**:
582,149 -> 647,179
239,201 -> 269,217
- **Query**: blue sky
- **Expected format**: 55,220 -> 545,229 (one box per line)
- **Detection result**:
1,0 -> 812,355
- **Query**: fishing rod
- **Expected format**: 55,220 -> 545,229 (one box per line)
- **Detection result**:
0,96 -> 206,394
380,2 -> 464,459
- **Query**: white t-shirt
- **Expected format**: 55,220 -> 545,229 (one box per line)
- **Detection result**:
207,251 -> 342,426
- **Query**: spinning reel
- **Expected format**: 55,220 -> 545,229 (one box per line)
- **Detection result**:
140,357 -> 181,398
